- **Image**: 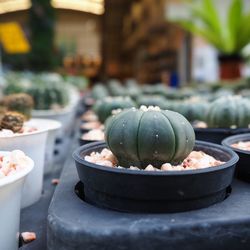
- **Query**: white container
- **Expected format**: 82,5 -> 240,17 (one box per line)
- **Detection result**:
0,119 -> 49,208
0,153 -> 34,250
32,106 -> 75,139
26,119 -> 62,175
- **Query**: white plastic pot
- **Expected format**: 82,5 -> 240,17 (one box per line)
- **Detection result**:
26,119 -> 62,175
0,153 -> 34,250
0,119 -> 49,208
32,105 -> 75,139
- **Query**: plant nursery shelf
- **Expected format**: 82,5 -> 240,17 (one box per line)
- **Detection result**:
48,157 -> 250,250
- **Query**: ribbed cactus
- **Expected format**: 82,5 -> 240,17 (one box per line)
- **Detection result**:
91,84 -> 109,100
3,93 -> 34,120
207,96 -> 250,128
0,112 -> 24,132
105,106 -> 195,169
136,95 -> 167,109
27,84 -> 69,110
94,96 -> 136,123
167,101 -> 209,123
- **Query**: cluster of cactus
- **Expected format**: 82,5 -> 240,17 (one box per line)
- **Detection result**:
27,84 -> 69,110
105,106 -> 195,169
94,96 -> 136,123
0,111 -> 24,133
3,93 -> 34,120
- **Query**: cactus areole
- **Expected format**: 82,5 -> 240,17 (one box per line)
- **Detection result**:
105,106 -> 195,169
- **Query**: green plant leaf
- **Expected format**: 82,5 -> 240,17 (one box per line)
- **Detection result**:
176,20 -> 225,51
169,0 -> 250,54
236,11 -> 250,51
226,0 -> 243,52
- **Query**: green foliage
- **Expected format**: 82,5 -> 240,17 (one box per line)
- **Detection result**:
170,0 -> 250,54
29,0 -> 55,71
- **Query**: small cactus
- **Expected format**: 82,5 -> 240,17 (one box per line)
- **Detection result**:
0,112 -> 24,133
105,106 -> 195,169
3,93 -> 34,120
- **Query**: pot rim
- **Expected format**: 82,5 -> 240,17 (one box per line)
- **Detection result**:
27,118 -> 62,131
0,152 -> 34,188
194,127 -> 250,132
222,133 -> 250,155
0,118 -> 51,139
32,104 -> 73,116
73,140 -> 239,176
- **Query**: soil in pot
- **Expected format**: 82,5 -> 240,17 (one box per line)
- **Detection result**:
79,129 -> 104,146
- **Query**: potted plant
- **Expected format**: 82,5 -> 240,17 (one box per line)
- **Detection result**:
194,95 -> 250,143
222,133 -> 250,182
79,129 -> 105,146
170,0 -> 250,80
0,112 -> 51,208
73,106 -> 238,213
0,150 -> 34,250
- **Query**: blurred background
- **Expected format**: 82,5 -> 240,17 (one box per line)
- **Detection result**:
0,0 -> 250,86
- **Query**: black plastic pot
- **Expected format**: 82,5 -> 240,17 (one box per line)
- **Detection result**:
79,126 -> 90,134
222,133 -> 250,183
195,127 -> 250,144
73,141 -> 238,213
79,137 -> 100,146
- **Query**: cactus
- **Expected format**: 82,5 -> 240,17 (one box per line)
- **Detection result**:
108,80 -> 127,96
105,106 -> 195,169
27,84 -> 69,110
207,96 -> 250,128
136,95 -> 167,109
0,112 -> 24,133
166,100 -> 209,123
3,93 -> 34,120
91,84 -> 109,100
94,96 -> 136,123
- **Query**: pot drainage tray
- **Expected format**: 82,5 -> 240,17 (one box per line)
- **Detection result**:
47,158 -> 250,250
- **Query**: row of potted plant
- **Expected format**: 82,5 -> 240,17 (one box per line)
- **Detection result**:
75,80 -> 250,214
0,73 -> 82,249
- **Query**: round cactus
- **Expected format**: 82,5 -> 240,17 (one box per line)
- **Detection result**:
0,111 -> 24,132
91,84 -> 109,100
207,96 -> 250,128
3,93 -> 34,120
105,106 -> 195,169
94,96 -> 136,123
27,84 -> 69,110
172,101 -> 209,123
136,95 -> 167,109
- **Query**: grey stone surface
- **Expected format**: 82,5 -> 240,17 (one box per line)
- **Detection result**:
47,156 -> 250,250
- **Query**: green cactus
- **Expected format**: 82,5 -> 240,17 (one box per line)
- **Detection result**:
105,106 -> 195,169
91,84 -> 109,100
94,96 -> 136,123
136,95 -> 167,109
207,96 -> 250,128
